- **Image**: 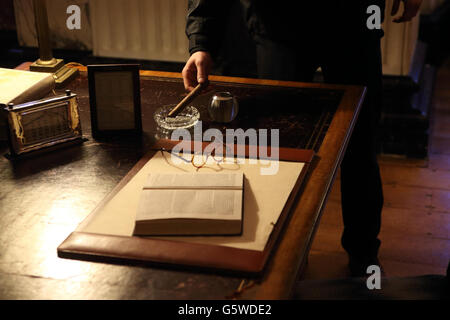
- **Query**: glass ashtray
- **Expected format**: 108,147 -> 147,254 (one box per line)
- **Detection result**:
153,105 -> 200,130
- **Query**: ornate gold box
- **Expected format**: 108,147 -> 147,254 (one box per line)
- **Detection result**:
2,90 -> 83,157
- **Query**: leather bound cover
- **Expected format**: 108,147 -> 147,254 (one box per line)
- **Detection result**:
58,139 -> 314,275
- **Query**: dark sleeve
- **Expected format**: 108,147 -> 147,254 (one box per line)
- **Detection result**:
186,0 -> 230,56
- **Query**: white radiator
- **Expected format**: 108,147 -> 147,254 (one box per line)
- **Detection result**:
90,0 -> 189,62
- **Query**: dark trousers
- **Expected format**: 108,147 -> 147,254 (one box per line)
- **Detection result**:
254,23 -> 384,259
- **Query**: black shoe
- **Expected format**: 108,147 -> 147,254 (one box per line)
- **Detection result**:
348,255 -> 385,278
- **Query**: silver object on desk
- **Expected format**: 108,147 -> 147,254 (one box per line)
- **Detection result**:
208,92 -> 239,123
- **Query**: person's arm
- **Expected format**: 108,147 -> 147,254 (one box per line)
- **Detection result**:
183,0 -> 228,91
391,0 -> 423,23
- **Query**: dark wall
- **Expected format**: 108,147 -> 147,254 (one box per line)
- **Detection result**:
0,0 -> 16,30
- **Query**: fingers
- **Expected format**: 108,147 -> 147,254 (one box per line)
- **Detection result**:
393,0 -> 422,23
195,59 -> 208,85
393,13 -> 413,23
391,0 -> 401,16
182,51 -> 212,92
182,61 -> 197,92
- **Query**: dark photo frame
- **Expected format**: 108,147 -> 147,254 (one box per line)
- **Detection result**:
88,64 -> 142,139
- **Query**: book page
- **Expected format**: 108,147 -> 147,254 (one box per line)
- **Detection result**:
136,173 -> 243,221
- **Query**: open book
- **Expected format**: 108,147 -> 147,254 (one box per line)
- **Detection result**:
133,172 -> 244,236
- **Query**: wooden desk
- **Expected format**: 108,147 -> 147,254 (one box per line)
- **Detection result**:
0,65 -> 364,299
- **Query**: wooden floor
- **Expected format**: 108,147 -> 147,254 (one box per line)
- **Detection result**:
302,59 -> 450,280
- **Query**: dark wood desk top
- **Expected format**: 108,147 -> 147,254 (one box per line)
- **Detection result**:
0,65 -> 364,299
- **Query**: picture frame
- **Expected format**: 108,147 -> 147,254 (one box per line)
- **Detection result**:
87,64 -> 142,139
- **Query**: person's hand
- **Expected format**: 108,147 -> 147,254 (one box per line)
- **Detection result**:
182,51 -> 213,92
391,0 -> 423,23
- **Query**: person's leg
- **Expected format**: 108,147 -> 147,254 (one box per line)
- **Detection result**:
321,18 -> 384,276
253,3 -> 384,276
